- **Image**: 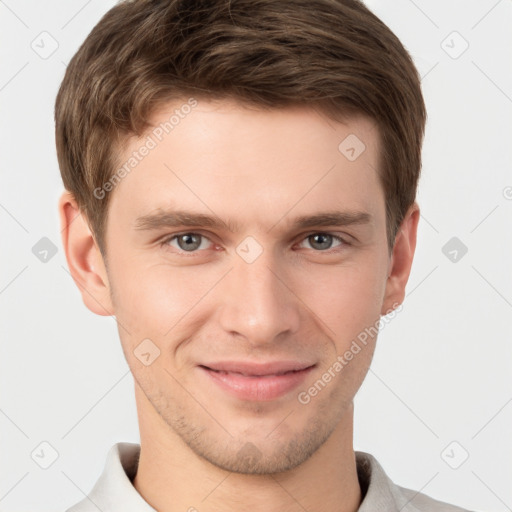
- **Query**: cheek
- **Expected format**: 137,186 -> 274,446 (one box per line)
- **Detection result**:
301,264 -> 385,402
110,259 -> 221,345
298,257 -> 387,340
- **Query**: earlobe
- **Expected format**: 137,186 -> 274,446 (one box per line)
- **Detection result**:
58,190 -> 114,316
381,202 -> 420,316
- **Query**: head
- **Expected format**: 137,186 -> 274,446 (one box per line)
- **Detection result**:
57,0 -> 425,474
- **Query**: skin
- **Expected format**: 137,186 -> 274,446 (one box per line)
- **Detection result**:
59,98 -> 419,512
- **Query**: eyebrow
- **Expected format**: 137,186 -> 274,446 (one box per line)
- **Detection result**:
133,209 -> 372,233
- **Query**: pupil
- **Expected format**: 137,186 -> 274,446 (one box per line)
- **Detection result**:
311,233 -> 332,250
180,233 -> 200,251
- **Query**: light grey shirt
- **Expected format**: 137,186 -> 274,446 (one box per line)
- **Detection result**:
66,442 -> 474,512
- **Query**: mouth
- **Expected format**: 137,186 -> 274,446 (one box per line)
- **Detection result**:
197,361 -> 316,401
206,369 -> 305,376
200,360 -> 315,376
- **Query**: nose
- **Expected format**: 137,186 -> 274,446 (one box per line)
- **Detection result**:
217,246 -> 301,347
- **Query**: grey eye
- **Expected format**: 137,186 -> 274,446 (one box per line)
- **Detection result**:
307,233 -> 336,251
176,233 -> 203,251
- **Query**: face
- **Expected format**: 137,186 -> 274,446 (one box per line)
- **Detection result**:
67,98 -> 412,474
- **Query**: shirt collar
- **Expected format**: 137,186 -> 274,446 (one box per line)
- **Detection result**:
78,442 -> 156,512
69,442 -> 423,512
355,451 -> 423,511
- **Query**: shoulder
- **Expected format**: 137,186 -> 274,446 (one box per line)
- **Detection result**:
396,484 -> 476,512
355,451 -> 477,512
65,501 -> 95,512
64,442 -> 153,512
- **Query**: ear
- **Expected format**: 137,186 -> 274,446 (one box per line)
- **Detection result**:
58,190 -> 114,316
381,202 -> 420,315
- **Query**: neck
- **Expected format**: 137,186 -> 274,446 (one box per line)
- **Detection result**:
132,385 -> 361,512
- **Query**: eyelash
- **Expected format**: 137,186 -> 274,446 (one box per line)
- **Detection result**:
158,231 -> 350,255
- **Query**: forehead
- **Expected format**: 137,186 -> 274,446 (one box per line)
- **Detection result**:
108,98 -> 384,231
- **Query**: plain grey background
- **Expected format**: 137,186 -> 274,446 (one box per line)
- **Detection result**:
1,1 -> 511,511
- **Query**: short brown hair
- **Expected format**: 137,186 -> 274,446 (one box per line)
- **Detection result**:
55,0 -> 426,258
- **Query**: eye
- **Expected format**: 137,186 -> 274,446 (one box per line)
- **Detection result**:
159,231 -> 348,255
297,233 -> 346,251
161,232 -> 214,252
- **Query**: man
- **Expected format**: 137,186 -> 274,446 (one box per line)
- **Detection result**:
56,0 -> 474,510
